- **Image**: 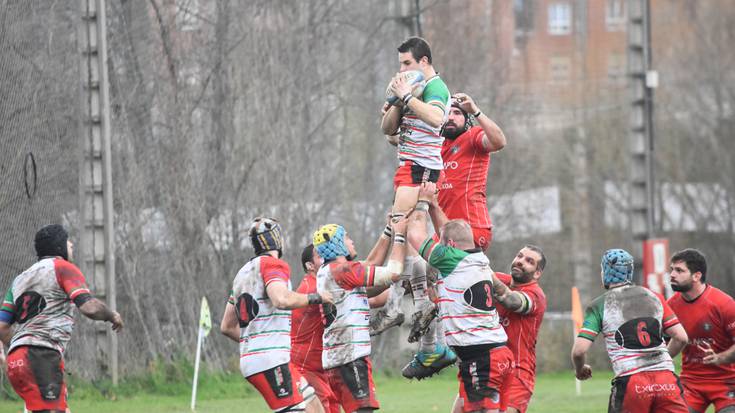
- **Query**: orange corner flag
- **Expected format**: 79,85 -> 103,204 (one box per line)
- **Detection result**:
571,287 -> 584,334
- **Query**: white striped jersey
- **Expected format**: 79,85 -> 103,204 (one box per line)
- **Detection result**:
419,238 -> 507,348
397,75 -> 450,170
578,285 -> 680,377
1,258 -> 93,355
316,260 -> 377,369
229,255 -> 293,378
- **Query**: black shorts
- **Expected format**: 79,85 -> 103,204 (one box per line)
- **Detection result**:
394,160 -> 442,189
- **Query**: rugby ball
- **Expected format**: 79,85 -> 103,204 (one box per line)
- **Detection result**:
386,70 -> 426,104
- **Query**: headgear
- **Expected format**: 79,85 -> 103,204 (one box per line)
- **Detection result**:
249,218 -> 284,258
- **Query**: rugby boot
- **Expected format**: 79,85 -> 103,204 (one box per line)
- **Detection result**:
401,343 -> 457,380
407,299 -> 438,343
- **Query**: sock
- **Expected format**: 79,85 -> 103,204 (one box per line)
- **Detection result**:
384,282 -> 405,317
434,319 -> 446,346
419,321 -> 437,353
409,255 -> 429,303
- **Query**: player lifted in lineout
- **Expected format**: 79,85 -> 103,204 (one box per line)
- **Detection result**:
220,218 -> 332,413
379,36 -> 456,377
398,92 -> 508,380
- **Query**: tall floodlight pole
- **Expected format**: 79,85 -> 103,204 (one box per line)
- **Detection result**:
627,0 -> 657,281
78,0 -> 118,385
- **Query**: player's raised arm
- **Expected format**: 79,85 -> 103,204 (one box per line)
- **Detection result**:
389,74 -> 445,129
453,92 -> 506,153
381,101 -> 403,135
491,273 -> 532,314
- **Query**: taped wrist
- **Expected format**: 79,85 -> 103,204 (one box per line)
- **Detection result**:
307,293 -> 323,305
394,233 -> 406,245
374,260 -> 404,286
415,201 -> 430,212
382,224 -> 393,239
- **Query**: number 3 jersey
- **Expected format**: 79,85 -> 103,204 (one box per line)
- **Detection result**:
577,285 -> 680,377
0,258 -> 93,355
418,238 -> 507,348
228,255 -> 293,378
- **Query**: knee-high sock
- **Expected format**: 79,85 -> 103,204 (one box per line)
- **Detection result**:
419,319 -> 437,353
408,255 -> 429,303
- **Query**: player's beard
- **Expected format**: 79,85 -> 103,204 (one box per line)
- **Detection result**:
442,123 -> 464,140
511,265 -> 534,284
670,281 -> 692,292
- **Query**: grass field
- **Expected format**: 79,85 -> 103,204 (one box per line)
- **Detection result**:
0,369 -> 619,413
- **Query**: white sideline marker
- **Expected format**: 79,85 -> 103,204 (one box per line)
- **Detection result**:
191,296 -> 212,411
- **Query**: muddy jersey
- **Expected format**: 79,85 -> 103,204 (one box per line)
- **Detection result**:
668,285 -> 735,381
228,255 -> 293,378
439,126 -> 492,229
495,272 -> 546,384
419,238 -> 507,347
316,261 -> 378,370
0,258 -> 92,354
397,75 -> 450,170
578,285 -> 680,377
291,273 -> 325,372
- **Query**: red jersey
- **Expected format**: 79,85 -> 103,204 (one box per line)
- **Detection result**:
290,273 -> 324,372
668,285 -> 735,381
494,272 -> 547,384
438,126 -> 492,229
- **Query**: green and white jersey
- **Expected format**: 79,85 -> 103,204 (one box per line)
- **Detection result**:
419,238 -> 507,347
398,75 -> 450,170
578,285 -> 680,378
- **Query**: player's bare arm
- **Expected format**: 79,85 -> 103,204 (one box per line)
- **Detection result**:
266,282 -> 333,310
454,92 -> 506,153
219,302 -> 240,342
369,216 -> 409,289
381,102 -> 403,135
491,273 -> 531,313
571,337 -> 593,380
419,181 -> 448,234
0,322 -> 11,347
664,323 -> 688,358
700,341 -> 735,365
390,74 -> 444,128
78,298 -> 123,331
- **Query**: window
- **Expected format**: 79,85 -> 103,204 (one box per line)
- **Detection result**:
549,56 -> 571,83
605,0 -> 626,31
176,0 -> 200,32
514,0 -> 535,34
548,2 -> 572,35
607,53 -> 626,83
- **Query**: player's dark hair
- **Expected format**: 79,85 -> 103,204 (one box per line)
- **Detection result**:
524,244 -> 546,272
301,243 -> 315,272
671,248 -> 707,283
398,37 -> 432,64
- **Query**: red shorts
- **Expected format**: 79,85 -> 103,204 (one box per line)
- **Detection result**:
681,377 -> 735,413
504,374 -> 535,413
300,368 -> 340,413
326,357 -> 379,413
393,160 -> 442,190
456,345 -> 514,413
431,226 -> 492,252
6,346 -> 67,412
608,370 -> 688,413
247,363 -> 314,411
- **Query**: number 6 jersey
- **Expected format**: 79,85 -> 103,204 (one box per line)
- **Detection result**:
577,285 -> 680,377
